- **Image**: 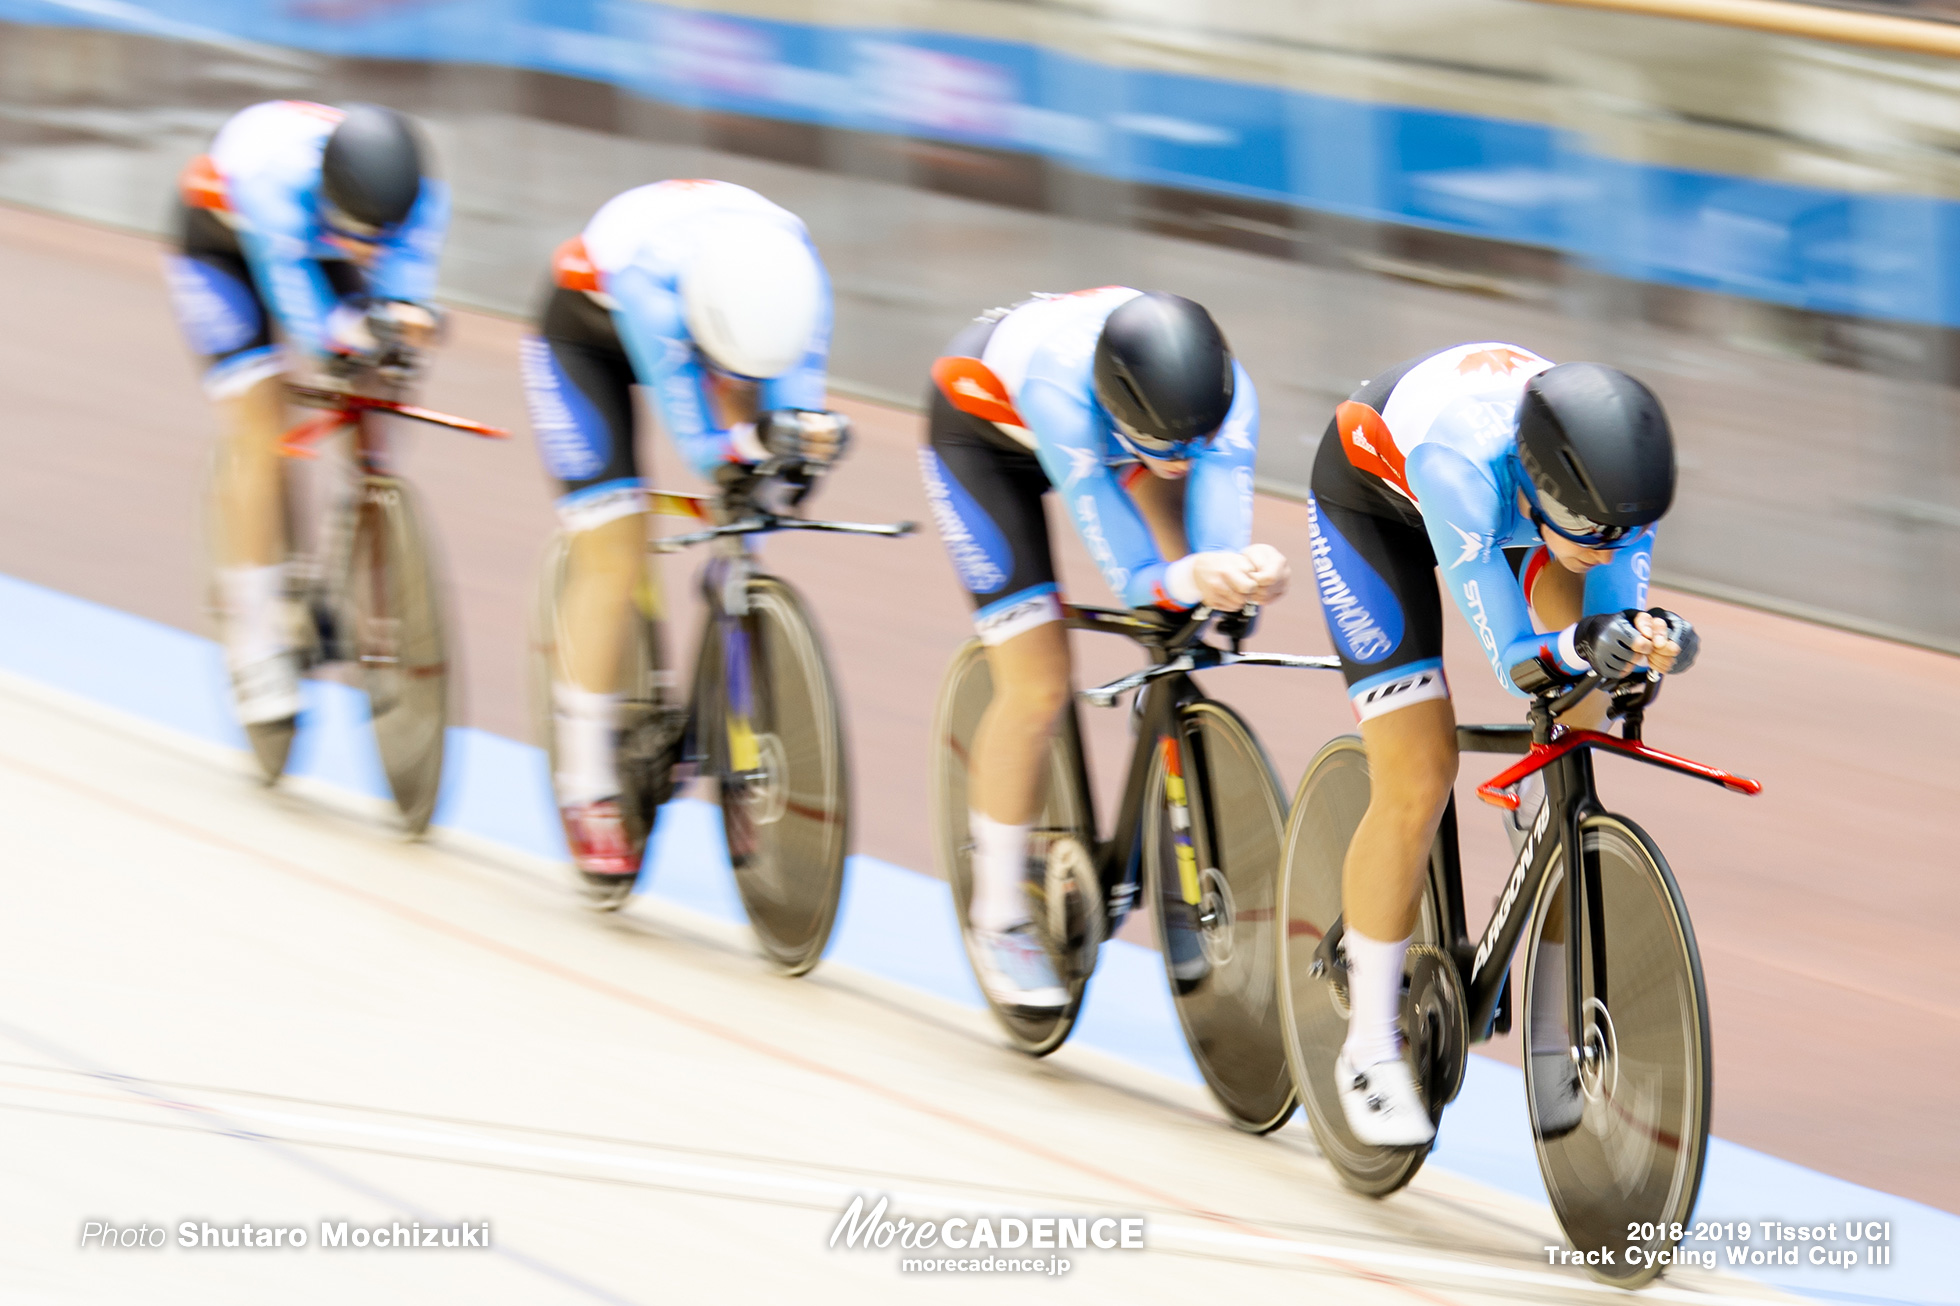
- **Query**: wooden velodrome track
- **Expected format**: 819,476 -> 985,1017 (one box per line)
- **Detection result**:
0,201 -> 1953,1298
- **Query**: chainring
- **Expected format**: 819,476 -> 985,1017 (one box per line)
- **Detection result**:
1404,943 -> 1470,1116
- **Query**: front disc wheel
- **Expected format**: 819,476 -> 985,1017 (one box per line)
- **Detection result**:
1145,703 -> 1295,1133
1524,816 -> 1711,1287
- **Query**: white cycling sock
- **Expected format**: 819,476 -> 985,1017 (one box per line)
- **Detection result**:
218,564 -> 286,668
967,812 -> 1032,933
1341,929 -> 1411,1069
553,682 -> 622,806
1530,941 -> 1568,1049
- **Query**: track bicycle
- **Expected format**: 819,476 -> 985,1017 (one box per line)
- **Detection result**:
209,362 -> 507,834
529,457 -> 912,974
1277,671 -> 1760,1287
931,604 -> 1339,1131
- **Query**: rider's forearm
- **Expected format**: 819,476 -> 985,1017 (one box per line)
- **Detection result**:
367,181 -> 449,304
759,359 -> 827,415
247,245 -> 337,358
1441,550 -> 1588,697
1581,526 -> 1655,616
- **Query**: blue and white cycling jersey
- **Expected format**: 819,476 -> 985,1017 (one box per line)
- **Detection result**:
199,100 -> 448,360
562,180 -> 832,481
1330,342 -> 1654,698
942,286 -> 1259,612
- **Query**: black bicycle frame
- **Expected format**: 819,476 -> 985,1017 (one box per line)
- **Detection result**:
650,467 -> 914,774
1321,675 -> 1761,1046
1064,605 -> 1335,930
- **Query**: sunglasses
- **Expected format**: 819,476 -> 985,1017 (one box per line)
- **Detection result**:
1111,414 -> 1201,462
1522,478 -> 1638,547
320,202 -> 388,249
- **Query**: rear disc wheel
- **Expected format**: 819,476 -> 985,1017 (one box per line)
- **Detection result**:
930,640 -> 1095,1055
1277,736 -> 1448,1196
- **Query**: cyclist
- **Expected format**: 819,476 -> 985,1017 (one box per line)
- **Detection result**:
166,100 -> 447,729
522,179 -> 849,903
922,288 -> 1289,1012
1306,343 -> 1698,1145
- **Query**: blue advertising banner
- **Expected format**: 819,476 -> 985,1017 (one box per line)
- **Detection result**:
4,0 -> 1954,329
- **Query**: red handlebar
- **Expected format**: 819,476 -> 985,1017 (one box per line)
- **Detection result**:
1477,728 -> 1763,808
280,389 -> 509,459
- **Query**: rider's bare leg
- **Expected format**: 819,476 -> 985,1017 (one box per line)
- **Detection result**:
212,374 -> 300,723
552,510 -> 651,804
212,373 -> 287,568
1342,696 -> 1458,1066
967,619 -> 1072,930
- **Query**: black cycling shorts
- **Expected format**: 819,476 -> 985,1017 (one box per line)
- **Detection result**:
919,315 -> 1066,645
1308,356 -> 1544,721
164,202 -> 364,396
520,284 -> 645,531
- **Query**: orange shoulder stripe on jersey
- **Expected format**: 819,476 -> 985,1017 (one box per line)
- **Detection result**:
553,236 -> 602,293
1335,400 -> 1413,501
179,154 -> 230,212
931,356 -> 1025,427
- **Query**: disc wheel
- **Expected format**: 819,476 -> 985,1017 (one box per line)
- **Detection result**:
700,576 -> 848,976
929,640 -> 1097,1056
1144,703 -> 1295,1133
1276,736 -> 1450,1196
527,533 -> 670,867
345,476 -> 448,835
243,715 -> 298,785
1524,816 -> 1711,1288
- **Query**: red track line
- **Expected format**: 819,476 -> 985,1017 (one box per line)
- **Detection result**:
2,750 -> 1463,1306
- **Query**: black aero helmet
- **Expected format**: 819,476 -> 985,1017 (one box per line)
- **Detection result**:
1514,362 -> 1675,545
1092,292 -> 1235,459
321,104 -> 425,231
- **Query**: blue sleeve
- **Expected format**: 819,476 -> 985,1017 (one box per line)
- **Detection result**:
367,179 -> 449,304
759,251 -> 832,412
1583,526 -> 1654,614
1184,360 -> 1257,555
230,177 -> 340,358
1407,442 -> 1572,698
1019,374 -> 1176,609
605,263 -> 732,480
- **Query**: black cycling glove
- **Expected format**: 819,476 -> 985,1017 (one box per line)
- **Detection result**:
1648,608 -> 1700,674
1572,611 -> 1647,680
1572,608 -> 1701,680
